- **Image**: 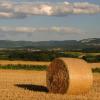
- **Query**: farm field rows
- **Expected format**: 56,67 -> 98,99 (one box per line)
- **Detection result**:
0,70 -> 100,100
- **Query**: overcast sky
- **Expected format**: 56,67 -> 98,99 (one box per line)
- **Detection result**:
0,0 -> 100,41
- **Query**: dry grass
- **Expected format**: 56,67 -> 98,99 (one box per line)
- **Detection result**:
0,70 -> 99,100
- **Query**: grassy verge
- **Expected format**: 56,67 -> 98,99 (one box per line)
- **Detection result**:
92,68 -> 100,73
0,64 -> 100,73
0,65 -> 47,71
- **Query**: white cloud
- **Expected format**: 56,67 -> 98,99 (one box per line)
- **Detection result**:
0,26 -> 83,34
0,1 -> 100,18
0,12 -> 13,18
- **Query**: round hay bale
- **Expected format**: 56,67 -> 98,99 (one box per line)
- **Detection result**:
46,58 -> 93,94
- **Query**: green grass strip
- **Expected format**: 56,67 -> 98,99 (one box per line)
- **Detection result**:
0,65 -> 47,71
92,68 -> 100,73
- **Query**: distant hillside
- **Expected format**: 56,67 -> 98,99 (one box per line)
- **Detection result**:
0,38 -> 100,51
80,38 -> 100,45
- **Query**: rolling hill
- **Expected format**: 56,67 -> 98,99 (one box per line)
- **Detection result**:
0,38 -> 99,51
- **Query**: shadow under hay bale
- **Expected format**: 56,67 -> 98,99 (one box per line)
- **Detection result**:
46,58 -> 93,95
15,84 -> 48,93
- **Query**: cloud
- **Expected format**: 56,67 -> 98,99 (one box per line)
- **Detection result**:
0,26 -> 83,34
0,12 -> 13,18
0,1 -> 100,18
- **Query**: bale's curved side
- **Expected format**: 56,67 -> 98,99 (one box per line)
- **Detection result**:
46,58 -> 93,94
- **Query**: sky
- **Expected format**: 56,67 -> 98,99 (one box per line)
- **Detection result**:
0,0 -> 100,41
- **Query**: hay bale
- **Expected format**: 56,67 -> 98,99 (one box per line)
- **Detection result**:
46,58 -> 93,94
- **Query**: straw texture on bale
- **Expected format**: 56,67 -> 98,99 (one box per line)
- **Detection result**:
46,58 -> 93,94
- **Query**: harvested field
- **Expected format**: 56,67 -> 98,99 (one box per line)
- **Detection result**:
0,60 -> 50,66
0,70 -> 100,100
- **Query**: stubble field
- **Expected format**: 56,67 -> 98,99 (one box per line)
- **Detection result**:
0,70 -> 100,100
0,60 -> 50,66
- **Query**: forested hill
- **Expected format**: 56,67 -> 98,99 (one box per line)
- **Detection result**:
0,38 -> 100,51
